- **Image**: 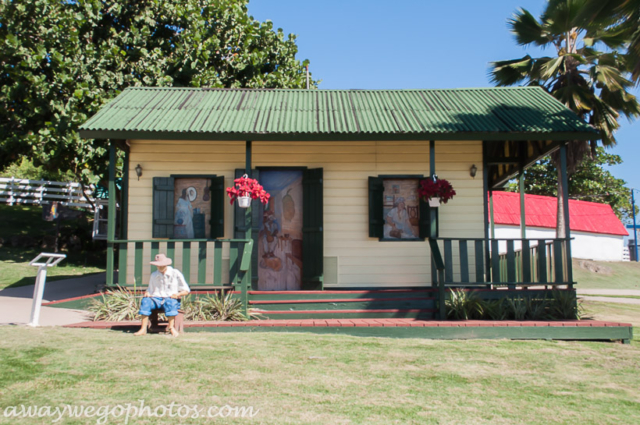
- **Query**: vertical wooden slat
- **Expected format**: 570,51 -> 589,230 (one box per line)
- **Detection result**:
198,241 -> 207,284
118,242 -> 127,285
229,242 -> 239,285
444,239 -> 453,283
537,240 -> 548,283
167,241 -> 175,264
459,240 -> 469,283
134,242 -> 143,287
553,240 -> 564,283
474,240 -> 484,283
522,239 -> 531,283
506,240 -> 516,289
106,141 -> 116,286
214,240 -> 223,286
491,239 -> 501,283
547,243 -> 554,282
182,242 -> 191,283
150,241 -> 159,276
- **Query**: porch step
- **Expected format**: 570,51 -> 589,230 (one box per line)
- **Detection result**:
247,289 -> 437,319
249,297 -> 435,311
254,309 -> 437,320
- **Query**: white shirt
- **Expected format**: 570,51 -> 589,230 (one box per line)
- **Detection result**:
147,266 -> 191,298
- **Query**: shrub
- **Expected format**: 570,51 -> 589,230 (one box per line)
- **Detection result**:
446,289 -> 484,320
88,287 -> 139,321
548,289 -> 582,320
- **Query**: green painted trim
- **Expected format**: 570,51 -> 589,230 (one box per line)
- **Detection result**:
183,325 -> 632,341
79,130 -> 599,142
559,143 -> 574,287
258,311 -> 435,320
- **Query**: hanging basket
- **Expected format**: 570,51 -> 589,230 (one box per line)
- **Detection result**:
428,198 -> 440,208
237,196 -> 252,208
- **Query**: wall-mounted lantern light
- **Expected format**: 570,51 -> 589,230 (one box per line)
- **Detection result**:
469,164 -> 477,178
135,164 -> 143,181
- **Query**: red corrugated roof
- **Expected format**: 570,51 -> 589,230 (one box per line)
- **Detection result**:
491,192 -> 628,236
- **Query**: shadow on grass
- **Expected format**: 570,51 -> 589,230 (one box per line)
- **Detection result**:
0,247 -> 105,268
2,273 -> 105,291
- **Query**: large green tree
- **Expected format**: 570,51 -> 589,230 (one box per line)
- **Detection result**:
0,0 -> 316,190
506,148 -> 636,220
490,0 -> 640,237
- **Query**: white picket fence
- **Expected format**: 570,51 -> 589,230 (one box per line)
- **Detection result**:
0,177 -> 95,208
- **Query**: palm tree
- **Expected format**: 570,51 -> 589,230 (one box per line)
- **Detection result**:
489,0 -> 640,237
578,0 -> 640,84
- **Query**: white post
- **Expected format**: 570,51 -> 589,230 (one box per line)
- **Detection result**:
27,253 -> 66,327
8,176 -> 15,206
28,266 -> 48,327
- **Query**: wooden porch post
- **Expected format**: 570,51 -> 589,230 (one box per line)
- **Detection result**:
106,140 -> 117,286
519,171 -> 526,239
482,142 -> 492,286
121,147 -> 130,239
429,140 -> 438,238
559,143 -> 573,286
241,140 -> 252,316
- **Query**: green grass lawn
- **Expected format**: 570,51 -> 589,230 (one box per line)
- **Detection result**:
0,247 -> 104,290
0,326 -> 637,425
0,205 -> 105,289
573,259 -> 640,290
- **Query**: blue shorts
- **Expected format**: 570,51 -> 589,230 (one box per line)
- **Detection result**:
139,297 -> 181,317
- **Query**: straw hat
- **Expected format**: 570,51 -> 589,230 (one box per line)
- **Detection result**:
150,253 -> 172,267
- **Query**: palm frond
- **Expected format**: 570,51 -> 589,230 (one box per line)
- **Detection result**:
489,56 -> 534,86
509,8 -> 548,46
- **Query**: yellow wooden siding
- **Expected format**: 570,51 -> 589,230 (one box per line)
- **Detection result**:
127,140 -> 484,287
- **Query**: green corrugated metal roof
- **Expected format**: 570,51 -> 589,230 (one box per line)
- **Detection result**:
79,87 -> 599,141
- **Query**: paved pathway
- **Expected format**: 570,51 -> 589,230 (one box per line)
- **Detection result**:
576,289 -> 640,296
0,273 -> 105,327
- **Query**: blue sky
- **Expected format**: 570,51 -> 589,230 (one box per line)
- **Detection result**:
247,0 -> 640,194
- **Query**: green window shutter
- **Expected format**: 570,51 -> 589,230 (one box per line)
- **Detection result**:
209,176 -> 224,239
302,168 -> 323,290
368,177 -> 384,238
152,177 -> 175,238
233,169 -> 261,288
419,185 -> 431,239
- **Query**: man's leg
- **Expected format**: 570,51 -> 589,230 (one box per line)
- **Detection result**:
134,297 -> 156,336
164,298 -> 181,337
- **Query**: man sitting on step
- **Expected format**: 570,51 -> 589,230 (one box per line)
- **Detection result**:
134,253 -> 190,337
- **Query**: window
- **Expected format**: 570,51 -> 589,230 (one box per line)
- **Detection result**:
368,175 -> 431,241
152,175 -> 224,239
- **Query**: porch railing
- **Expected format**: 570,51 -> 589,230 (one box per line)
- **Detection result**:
106,239 -> 253,315
429,238 -> 574,288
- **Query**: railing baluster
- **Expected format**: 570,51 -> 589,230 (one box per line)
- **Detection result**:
135,242 -> 143,286
444,239 -> 453,283
118,242 -> 127,286
553,240 -> 564,283
214,240 -> 223,286
537,239 -> 548,283
167,241 -> 175,264
506,240 -> 516,289
459,240 -> 469,283
198,241 -> 207,284
150,241 -> 159,276
182,242 -> 191,284
522,239 -> 531,283
491,239 -> 501,284
474,240 -> 484,283
230,241 -> 239,285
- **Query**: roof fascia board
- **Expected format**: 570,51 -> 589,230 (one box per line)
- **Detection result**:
78,130 -> 599,142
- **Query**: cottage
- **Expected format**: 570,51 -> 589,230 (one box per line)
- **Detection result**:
490,191 -> 629,262
79,87 -> 599,320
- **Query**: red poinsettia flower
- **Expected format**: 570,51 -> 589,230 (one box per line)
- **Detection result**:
226,176 -> 270,205
418,177 -> 456,204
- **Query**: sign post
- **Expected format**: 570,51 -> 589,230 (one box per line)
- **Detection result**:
632,189 -> 638,262
28,253 -> 66,327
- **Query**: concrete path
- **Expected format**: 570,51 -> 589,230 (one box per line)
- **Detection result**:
579,296 -> 640,305
0,273 -> 106,327
576,289 -> 640,296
